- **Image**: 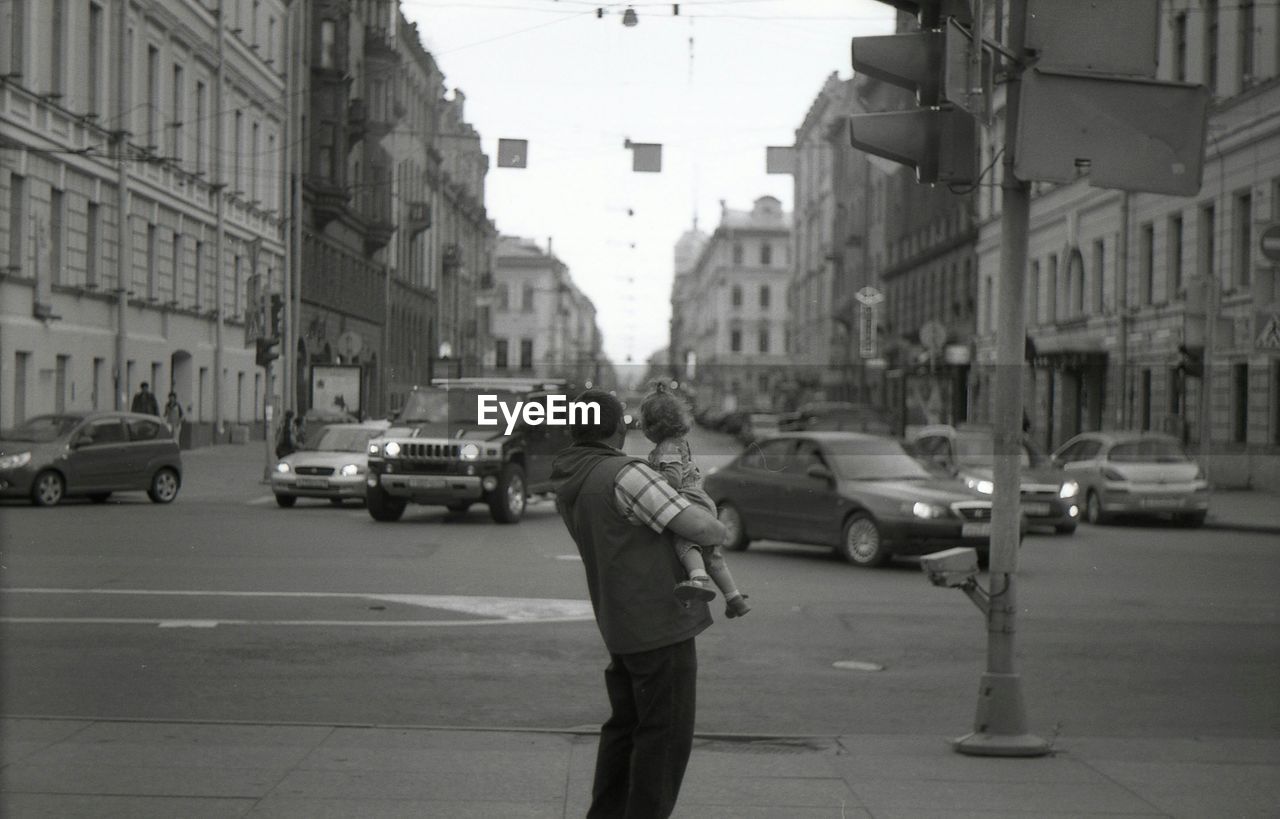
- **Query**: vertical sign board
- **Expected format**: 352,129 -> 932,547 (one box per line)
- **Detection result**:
859,303 -> 878,358
311,364 -> 362,417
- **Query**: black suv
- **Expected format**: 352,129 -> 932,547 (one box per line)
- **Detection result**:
364,378 -> 574,524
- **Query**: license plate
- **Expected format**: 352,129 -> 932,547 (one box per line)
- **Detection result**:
1022,502 -> 1051,516
1141,498 -> 1181,509
296,477 -> 329,488
409,476 -> 445,489
961,522 -> 991,538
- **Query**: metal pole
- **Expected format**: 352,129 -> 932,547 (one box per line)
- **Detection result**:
954,0 -> 1049,757
213,0 -> 226,442
113,0 -> 131,410
290,0 -> 305,414
279,0 -> 293,426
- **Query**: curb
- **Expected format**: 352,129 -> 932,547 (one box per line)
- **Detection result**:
1202,519 -> 1280,535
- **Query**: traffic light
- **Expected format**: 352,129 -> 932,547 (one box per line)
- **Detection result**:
847,2 -> 983,185
269,293 -> 284,338
256,336 -> 280,368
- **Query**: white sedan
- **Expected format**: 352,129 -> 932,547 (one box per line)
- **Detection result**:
271,422 -> 390,508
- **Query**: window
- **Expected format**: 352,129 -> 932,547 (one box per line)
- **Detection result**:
1272,361 -> 1280,445
759,328 -> 770,353
13,351 -> 29,424
146,223 -> 158,300
1167,214 -> 1183,296
1139,223 -> 1154,304
494,339 -> 508,369
731,285 -> 742,308
1200,203 -> 1216,285
146,45 -> 160,146
496,283 -> 509,310
233,254 -> 243,315
250,122 -> 259,202
9,174 -> 25,273
88,3 -> 104,115
49,188 -> 64,286
1027,260 -> 1040,323
732,243 -> 743,265
1240,1 -> 1255,88
50,0 -> 64,95
1205,0 -> 1219,92
519,339 -> 533,371
760,285 -> 770,308
267,16 -> 276,63
1140,369 -> 1152,430
127,417 -> 163,441
194,240 -> 204,308
233,110 -> 243,192
1234,191 -> 1252,289
9,0 -> 24,77
55,355 -> 69,412
740,439 -> 792,471
86,202 -> 100,286
319,20 -> 337,69
1173,12 -> 1187,82
1046,253 -> 1058,322
195,81 -> 206,174
1091,239 -> 1105,311
92,357 -> 104,409
1068,249 -> 1085,315
170,64 -> 183,161
171,232 -> 183,303
760,242 -> 772,266
83,418 -> 127,445
522,283 -> 534,312
1232,362 -> 1248,443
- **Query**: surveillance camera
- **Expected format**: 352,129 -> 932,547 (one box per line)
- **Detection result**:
919,547 -> 979,588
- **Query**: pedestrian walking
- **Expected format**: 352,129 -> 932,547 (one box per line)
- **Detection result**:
275,410 -> 298,459
551,389 -> 728,819
163,392 -> 184,442
640,382 -> 750,617
130,382 -> 160,416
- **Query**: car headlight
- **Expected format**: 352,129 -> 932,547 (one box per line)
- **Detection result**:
0,451 -> 32,470
460,442 -> 480,461
910,501 -> 947,519
339,464 -> 360,477
275,462 -> 291,473
368,443 -> 380,456
383,441 -> 401,457
1059,480 -> 1079,499
964,477 -> 995,495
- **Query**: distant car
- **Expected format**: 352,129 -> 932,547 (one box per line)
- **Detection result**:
1052,431 -> 1209,526
718,410 -> 749,435
908,424 -> 1080,533
779,402 -> 895,435
0,412 -> 182,507
736,413 -> 781,445
703,432 -> 995,568
271,421 -> 390,507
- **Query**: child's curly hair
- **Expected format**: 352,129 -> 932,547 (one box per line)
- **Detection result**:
639,382 -> 690,444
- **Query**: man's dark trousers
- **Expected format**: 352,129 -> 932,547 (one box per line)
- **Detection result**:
588,637 -> 697,819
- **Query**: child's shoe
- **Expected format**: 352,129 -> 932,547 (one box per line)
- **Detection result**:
674,576 -> 716,604
725,594 -> 751,618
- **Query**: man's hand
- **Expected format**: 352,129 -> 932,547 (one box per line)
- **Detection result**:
667,504 -> 726,547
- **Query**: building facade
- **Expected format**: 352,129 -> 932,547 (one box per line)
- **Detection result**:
668,225 -> 708,380
490,236 -> 604,386
972,0 -> 1280,488
2,0 -> 287,445
674,197 -> 791,412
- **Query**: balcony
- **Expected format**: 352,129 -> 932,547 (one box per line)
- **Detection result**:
347,98 -> 367,144
359,151 -> 395,254
305,173 -> 349,230
406,200 -> 431,237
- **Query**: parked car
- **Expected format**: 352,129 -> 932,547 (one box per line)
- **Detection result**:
779,402 -> 895,435
364,378 -> 575,524
736,413 -> 781,445
718,410 -> 749,436
1052,431 -> 1209,526
0,412 -> 182,507
908,424 -> 1080,533
271,421 -> 390,507
703,432 -> 995,568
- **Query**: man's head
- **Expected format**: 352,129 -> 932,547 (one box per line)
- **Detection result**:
168,391 -> 177,401
140,382 -> 150,392
570,389 -> 627,447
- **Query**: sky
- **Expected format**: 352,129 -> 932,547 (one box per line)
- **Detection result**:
400,0 -> 897,367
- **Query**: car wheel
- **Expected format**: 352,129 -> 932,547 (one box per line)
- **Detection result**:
446,501 -> 473,514
1084,490 -> 1106,524
147,467 -> 181,503
1177,511 -> 1206,528
88,492 -> 112,504
718,503 -> 750,551
1054,522 -> 1078,534
31,470 -> 66,507
839,513 -> 889,568
489,464 -> 526,524
366,484 -> 407,522
275,493 -> 298,508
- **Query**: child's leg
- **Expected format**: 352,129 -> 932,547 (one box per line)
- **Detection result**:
675,537 -> 710,580
703,546 -> 741,599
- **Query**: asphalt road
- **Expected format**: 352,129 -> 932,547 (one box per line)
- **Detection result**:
2,428 -> 1278,741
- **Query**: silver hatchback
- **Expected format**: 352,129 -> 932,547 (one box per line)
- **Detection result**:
1052,431 -> 1209,526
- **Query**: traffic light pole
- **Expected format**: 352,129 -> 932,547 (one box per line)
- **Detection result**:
953,0 -> 1049,757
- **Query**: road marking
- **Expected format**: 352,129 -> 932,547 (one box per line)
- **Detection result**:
1,588 -> 595,627
247,495 -> 276,506
556,554 -> 583,562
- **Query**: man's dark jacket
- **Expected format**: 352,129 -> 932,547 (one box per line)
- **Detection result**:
131,392 -> 159,416
552,441 -> 711,655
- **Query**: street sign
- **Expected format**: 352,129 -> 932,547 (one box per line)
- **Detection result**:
336,330 -> 364,359
1261,223 -> 1280,263
1026,0 -> 1159,78
855,286 -> 885,306
1256,313 -> 1280,351
497,138 -> 528,168
1015,68 -> 1209,197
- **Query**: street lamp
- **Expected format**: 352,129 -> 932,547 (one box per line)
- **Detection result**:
622,7 -> 638,27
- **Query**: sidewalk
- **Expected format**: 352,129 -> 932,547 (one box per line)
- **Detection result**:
1201,489 -> 1280,535
2,717 -> 1278,817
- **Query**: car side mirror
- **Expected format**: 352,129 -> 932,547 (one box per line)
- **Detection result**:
806,463 -> 834,483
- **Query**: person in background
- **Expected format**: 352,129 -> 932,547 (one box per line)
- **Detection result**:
276,410 -> 299,459
130,382 -> 160,416
163,392 -> 184,442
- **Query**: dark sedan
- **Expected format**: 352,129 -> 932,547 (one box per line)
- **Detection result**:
704,432 -> 994,567
0,412 -> 182,506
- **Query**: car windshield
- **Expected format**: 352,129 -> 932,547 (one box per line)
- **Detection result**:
954,434 -> 1034,467
823,438 -> 935,481
313,427 -> 382,453
2,414 -> 82,442
1110,439 -> 1190,463
396,388 -> 507,424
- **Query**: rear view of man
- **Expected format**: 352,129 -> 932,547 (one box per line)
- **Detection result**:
552,389 -> 728,818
